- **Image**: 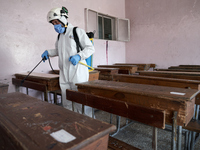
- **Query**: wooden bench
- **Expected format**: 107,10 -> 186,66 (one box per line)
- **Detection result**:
108,137 -> 141,150
97,65 -> 138,74
183,119 -> 200,133
0,92 -> 115,150
66,89 -> 165,129
94,68 -> 119,80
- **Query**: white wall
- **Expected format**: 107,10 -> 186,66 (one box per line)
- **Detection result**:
125,0 -> 200,68
0,0 -> 126,95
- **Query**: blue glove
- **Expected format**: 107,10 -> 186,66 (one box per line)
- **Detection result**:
69,54 -> 81,66
41,50 -> 49,62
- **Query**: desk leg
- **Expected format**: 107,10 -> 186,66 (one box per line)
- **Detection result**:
194,104 -> 199,120
72,102 -> 75,112
190,104 -> 199,149
152,127 -> 157,150
177,126 -> 182,150
190,131 -> 196,150
188,131 -> 192,150
110,114 -> 113,124
184,131 -> 189,150
92,108 -> 95,119
15,85 -> 19,92
171,111 -> 177,150
82,104 -> 85,114
53,92 -> 57,104
110,116 -> 121,137
26,88 -> 29,95
44,91 -> 48,102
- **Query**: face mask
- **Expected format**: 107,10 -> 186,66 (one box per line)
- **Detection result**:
54,24 -> 65,33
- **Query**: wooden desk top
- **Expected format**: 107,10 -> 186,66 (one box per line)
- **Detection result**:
179,65 -> 200,67
0,92 -> 115,150
155,69 -> 200,72
76,80 -> 198,101
97,65 -> 138,74
89,70 -> 99,74
15,72 -> 59,80
113,63 -> 155,70
94,68 -> 119,71
169,66 -> 200,69
136,71 -> 200,81
114,63 -> 155,67
113,74 -> 200,86
113,74 -> 200,105
48,70 -> 99,75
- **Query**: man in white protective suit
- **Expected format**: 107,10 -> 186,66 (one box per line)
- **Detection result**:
41,7 -> 95,117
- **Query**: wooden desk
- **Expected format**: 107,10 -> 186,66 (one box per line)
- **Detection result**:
113,74 -> 200,105
114,63 -> 155,71
13,71 -> 99,102
76,80 -> 200,127
0,92 -> 115,150
14,72 -> 60,91
88,70 -> 99,81
0,83 -> 8,95
12,72 -> 60,102
94,68 -> 119,81
97,65 -> 137,74
136,71 -> 200,80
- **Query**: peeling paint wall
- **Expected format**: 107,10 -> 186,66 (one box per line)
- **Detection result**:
125,0 -> 200,68
0,0 -> 126,96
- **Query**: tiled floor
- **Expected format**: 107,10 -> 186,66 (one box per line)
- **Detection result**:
95,110 -> 200,150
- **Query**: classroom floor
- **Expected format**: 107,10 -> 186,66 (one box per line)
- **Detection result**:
95,110 -> 200,150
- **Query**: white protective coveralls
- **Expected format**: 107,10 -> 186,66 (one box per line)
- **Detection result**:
47,17 -> 95,117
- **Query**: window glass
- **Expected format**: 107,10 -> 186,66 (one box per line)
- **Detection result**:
98,16 -> 103,39
104,17 -> 112,40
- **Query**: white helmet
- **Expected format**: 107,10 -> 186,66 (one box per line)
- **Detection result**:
47,7 -> 68,26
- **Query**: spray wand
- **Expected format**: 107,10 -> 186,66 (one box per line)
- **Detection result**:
20,57 -> 46,86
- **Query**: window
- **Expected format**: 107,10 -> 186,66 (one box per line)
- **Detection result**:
85,9 -> 130,42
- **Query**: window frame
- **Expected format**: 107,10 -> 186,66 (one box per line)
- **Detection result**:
85,8 -> 130,42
